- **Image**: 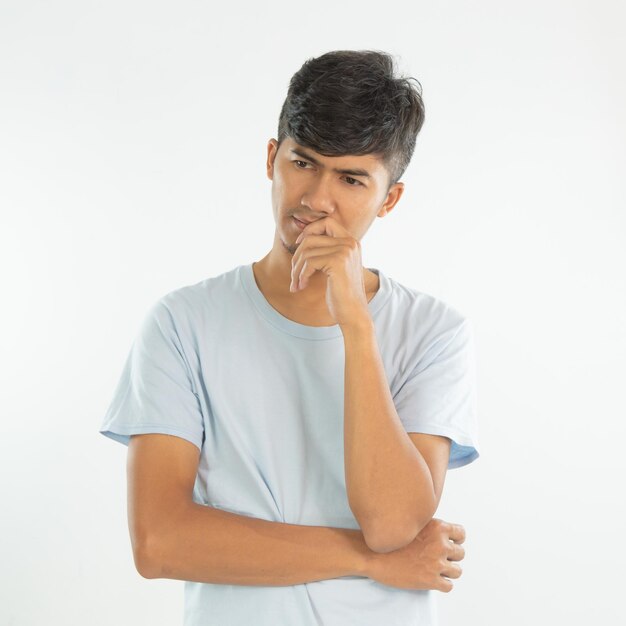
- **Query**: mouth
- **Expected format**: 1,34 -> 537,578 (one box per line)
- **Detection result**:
292,217 -> 310,230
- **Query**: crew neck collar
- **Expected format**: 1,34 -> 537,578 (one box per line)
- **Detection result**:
239,262 -> 391,340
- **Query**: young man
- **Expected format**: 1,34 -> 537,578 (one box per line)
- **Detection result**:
100,49 -> 480,625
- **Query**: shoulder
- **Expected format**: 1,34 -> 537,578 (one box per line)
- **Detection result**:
146,264 -> 245,334
375,271 -> 473,375
383,272 -> 469,338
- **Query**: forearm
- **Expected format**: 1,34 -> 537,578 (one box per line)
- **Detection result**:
140,502 -> 373,586
341,318 -> 436,546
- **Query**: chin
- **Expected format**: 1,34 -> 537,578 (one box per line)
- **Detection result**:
280,237 -> 297,256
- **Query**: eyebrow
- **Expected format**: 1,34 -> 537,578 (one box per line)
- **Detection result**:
289,148 -> 372,179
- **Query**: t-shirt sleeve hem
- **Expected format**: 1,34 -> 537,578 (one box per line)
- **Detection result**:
447,448 -> 480,469
99,423 -> 203,452
403,422 -> 480,470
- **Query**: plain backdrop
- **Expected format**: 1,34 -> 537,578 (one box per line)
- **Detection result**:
1,1 -> 625,624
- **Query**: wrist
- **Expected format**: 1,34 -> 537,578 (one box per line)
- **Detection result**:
339,315 -> 375,338
347,529 -> 378,577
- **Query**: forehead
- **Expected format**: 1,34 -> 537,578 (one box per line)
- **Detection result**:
282,138 -> 386,177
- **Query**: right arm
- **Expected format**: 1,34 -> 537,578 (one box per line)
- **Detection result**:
127,433 -> 373,585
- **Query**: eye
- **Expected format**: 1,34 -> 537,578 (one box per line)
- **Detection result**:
344,176 -> 362,186
293,160 -> 310,168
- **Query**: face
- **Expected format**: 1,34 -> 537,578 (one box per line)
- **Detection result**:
266,137 -> 404,256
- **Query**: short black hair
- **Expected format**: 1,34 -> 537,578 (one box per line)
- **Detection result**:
277,49 -> 425,191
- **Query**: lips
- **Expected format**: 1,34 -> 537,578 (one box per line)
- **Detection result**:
293,217 -> 311,230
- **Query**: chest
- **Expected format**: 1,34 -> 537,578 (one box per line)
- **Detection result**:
195,328 -> 357,525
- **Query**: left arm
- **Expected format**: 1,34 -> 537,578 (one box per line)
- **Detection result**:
341,317 -> 451,554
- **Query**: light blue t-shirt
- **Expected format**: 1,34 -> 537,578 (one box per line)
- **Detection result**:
100,262 -> 480,626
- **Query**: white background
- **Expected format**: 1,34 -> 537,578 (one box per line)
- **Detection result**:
1,0 -> 625,624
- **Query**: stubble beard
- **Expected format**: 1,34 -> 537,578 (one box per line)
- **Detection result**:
280,236 -> 296,256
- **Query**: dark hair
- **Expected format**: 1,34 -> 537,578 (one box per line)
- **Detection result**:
276,49 -> 425,190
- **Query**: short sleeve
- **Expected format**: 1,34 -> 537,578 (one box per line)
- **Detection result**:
99,298 -> 205,452
393,318 -> 480,469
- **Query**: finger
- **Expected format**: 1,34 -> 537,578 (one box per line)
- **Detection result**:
291,246 -> 338,291
293,247 -> 347,291
447,543 -> 465,561
296,232 -> 353,246
291,239 -> 351,290
441,561 -> 463,580
447,523 -> 466,544
294,216 -> 351,241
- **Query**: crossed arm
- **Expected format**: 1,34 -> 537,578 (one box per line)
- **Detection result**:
128,319 -> 452,581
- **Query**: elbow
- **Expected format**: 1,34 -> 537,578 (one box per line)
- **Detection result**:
363,509 -> 436,554
135,552 -> 160,579
129,504 -> 192,580
132,534 -> 162,579
362,521 -> 418,554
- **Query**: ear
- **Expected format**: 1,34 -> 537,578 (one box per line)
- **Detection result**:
266,138 -> 279,181
377,182 -> 404,218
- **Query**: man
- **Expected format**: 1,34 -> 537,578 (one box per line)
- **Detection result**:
100,49 -> 480,625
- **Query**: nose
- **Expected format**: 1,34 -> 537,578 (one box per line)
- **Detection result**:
300,175 -> 336,216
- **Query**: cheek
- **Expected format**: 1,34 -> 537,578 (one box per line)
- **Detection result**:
271,179 -> 285,208
272,171 -> 291,197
